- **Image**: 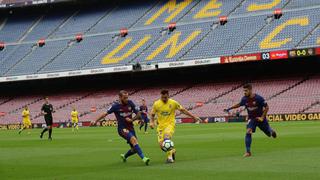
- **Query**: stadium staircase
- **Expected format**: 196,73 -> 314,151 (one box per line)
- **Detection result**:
234,16 -> 274,55
8,97 -> 44,115
47,10 -> 80,39
31,92 -> 94,121
185,83 -> 244,112
18,15 -> 44,43
3,45 -> 38,75
0,18 -> 7,31
78,89 -> 141,119
299,101 -> 320,113
0,97 -> 14,106
35,41 -> 70,73
296,23 -> 320,48
266,76 -> 310,101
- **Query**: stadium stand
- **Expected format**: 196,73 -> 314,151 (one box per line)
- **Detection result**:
0,0 -> 319,76
236,8 -> 320,54
1,73 -> 320,124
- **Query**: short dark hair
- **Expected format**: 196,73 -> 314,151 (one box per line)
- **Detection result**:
243,83 -> 252,90
119,90 -> 128,96
161,89 -> 169,95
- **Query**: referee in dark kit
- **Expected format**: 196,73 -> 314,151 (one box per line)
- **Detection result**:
40,97 -> 54,140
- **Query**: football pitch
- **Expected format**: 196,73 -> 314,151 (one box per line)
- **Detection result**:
1,121 -> 320,180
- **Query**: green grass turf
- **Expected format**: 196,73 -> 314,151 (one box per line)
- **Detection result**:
1,121 -> 320,180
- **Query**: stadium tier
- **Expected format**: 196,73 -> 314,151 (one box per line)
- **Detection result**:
1,75 -> 320,124
0,0 -> 319,77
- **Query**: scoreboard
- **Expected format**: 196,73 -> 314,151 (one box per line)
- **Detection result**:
0,0 -> 70,8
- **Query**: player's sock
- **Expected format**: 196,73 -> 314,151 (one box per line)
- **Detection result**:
41,128 -> 48,135
76,125 -> 79,131
48,128 -> 52,138
133,144 -> 145,159
139,123 -> 143,130
167,150 -> 173,159
124,149 -> 136,159
18,127 -> 24,134
245,133 -> 252,153
144,123 -> 148,132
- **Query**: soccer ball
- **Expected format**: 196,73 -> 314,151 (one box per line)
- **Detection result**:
162,139 -> 174,152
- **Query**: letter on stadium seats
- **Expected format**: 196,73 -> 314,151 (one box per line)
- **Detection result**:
247,0 -> 281,12
259,17 -> 309,49
145,0 -> 192,25
146,30 -> 201,60
101,35 -> 152,64
194,0 -> 222,19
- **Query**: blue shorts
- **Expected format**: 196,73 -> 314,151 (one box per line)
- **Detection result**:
247,118 -> 272,136
118,128 -> 137,146
141,115 -> 149,123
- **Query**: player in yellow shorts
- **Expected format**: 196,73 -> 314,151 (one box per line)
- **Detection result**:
19,106 -> 32,134
71,107 -> 79,132
150,89 -> 201,163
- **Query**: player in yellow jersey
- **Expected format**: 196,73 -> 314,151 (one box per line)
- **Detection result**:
19,106 -> 32,134
150,89 -> 202,163
71,107 -> 79,132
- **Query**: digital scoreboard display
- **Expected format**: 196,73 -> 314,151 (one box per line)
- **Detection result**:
0,0 -> 70,8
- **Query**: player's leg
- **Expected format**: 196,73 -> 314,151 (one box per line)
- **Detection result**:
244,119 -> 257,157
26,121 -> 32,134
48,125 -> 52,140
139,121 -> 144,131
47,118 -> 53,140
258,119 -> 277,138
40,119 -> 49,138
121,143 -> 136,162
120,129 -> 149,165
19,123 -> 26,134
158,126 -> 175,163
72,121 -> 75,132
144,118 -> 149,133
164,127 -> 175,162
75,121 -> 79,131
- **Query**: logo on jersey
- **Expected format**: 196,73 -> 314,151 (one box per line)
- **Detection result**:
247,107 -> 258,111
161,111 -> 170,116
120,112 -> 133,117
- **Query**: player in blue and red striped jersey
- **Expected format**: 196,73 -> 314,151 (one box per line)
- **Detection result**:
139,99 -> 149,133
224,84 -> 277,157
91,90 -> 150,165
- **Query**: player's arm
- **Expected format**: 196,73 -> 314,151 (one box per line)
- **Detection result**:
257,101 -> 269,122
224,96 -> 247,113
125,112 -> 142,122
149,102 -> 158,129
175,100 -> 201,123
51,105 -> 56,113
91,112 -> 108,125
92,103 -> 118,125
262,104 -> 269,118
41,105 -> 47,115
224,103 -> 241,113
179,108 -> 202,123
150,111 -> 156,129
